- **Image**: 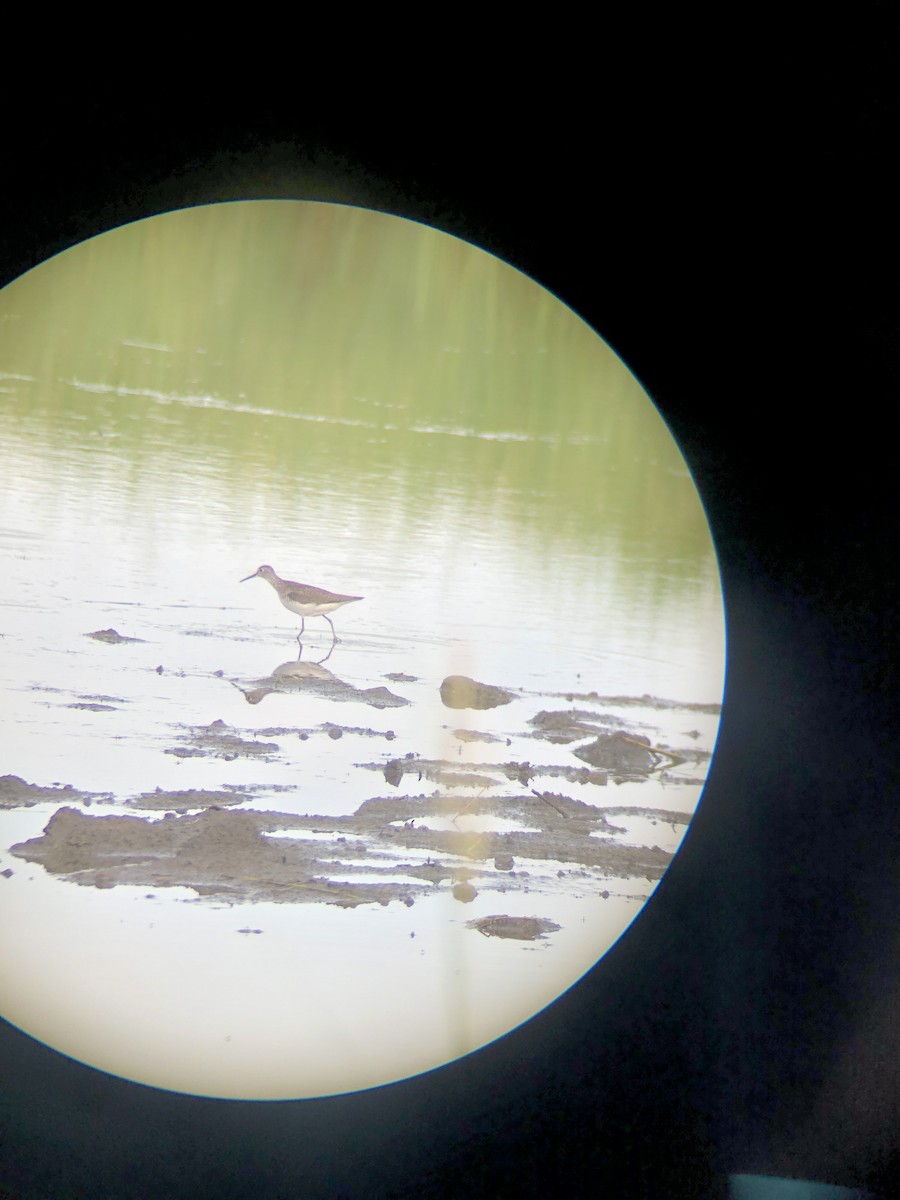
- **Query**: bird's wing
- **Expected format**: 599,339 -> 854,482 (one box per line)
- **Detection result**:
286,586 -> 330,604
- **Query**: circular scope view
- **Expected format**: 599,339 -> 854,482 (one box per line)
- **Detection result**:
0,201 -> 725,1099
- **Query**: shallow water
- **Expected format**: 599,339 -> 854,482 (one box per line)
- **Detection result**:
0,201 -> 725,1099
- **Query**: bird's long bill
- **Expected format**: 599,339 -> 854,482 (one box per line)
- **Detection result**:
239,572 -> 257,583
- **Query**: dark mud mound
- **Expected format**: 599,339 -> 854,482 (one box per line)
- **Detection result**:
9,806 -> 430,908
574,733 -> 662,781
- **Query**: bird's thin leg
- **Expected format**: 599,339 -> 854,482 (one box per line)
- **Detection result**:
324,615 -> 338,644
296,616 -> 306,644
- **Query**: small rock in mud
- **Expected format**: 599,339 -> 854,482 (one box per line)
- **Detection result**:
452,882 -> 478,903
384,760 -> 404,788
85,629 -> 143,644
440,675 -> 514,710
467,916 -> 561,941
385,672 -> 417,683
494,855 -> 515,871
504,762 -> 536,785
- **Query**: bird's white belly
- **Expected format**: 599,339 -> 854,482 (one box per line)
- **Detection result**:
278,596 -> 343,617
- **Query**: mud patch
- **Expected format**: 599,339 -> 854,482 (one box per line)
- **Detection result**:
3,687 -> 712,910
85,628 -> 144,644
232,660 -> 409,709
165,719 -> 280,762
573,733 -> 662,780
379,756 -> 498,790
10,788 -> 676,908
10,806 -> 431,907
552,691 -> 722,716
467,915 -> 561,941
453,729 -> 507,745
362,755 -> 609,790
529,708 -> 628,742
126,788 -> 250,812
0,775 -> 112,809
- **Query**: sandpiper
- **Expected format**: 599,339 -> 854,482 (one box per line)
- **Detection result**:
241,565 -> 362,644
